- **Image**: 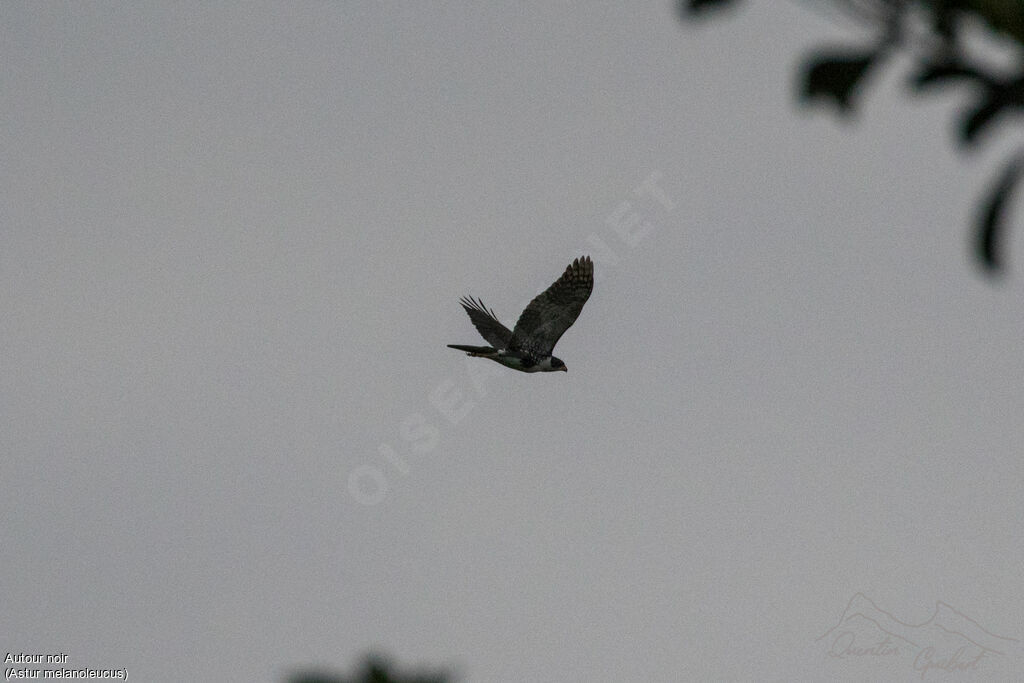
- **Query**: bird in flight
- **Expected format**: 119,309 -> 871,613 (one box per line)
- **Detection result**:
447,256 -> 593,373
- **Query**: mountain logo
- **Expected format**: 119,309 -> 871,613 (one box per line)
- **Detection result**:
816,593 -> 1019,678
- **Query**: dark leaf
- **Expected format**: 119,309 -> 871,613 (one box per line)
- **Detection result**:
680,0 -> 741,18
960,93 -> 1009,146
910,61 -> 986,91
975,154 -> 1024,274
958,77 -> 1024,147
801,50 -> 880,113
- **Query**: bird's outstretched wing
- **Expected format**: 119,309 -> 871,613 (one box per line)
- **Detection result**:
510,256 -> 593,357
458,296 -> 513,349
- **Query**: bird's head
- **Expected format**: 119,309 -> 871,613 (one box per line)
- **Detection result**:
550,357 -> 567,372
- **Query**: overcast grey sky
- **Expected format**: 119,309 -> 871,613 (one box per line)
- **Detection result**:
3,2 -> 1023,681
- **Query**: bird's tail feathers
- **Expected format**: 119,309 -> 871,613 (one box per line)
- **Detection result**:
447,344 -> 495,356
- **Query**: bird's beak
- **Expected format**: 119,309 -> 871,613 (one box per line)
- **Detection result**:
560,366 -> 568,372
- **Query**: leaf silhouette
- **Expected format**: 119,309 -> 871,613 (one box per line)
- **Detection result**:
910,61 -> 988,91
960,95 -> 1007,146
801,49 -> 880,114
959,76 -> 1024,147
681,0 -> 741,17
976,154 -> 1024,274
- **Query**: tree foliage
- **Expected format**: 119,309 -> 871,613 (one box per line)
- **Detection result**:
682,0 -> 1024,275
289,653 -> 453,683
